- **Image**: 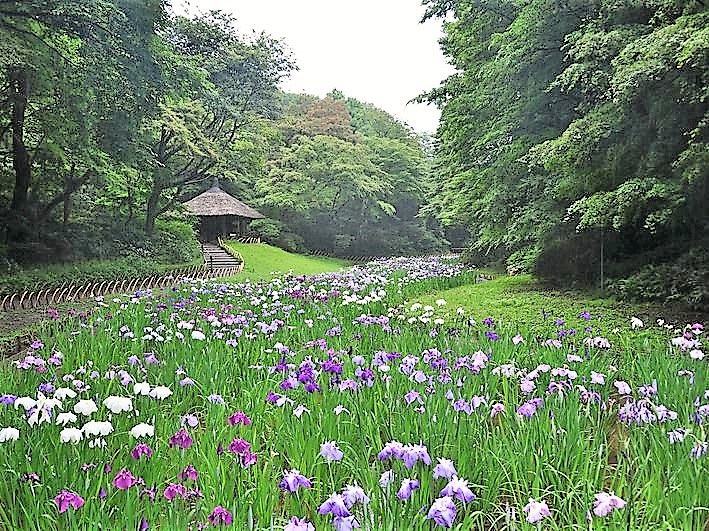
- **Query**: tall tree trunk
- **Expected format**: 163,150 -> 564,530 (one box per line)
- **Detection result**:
9,68 -> 31,213
63,194 -> 72,226
63,170 -> 74,226
145,184 -> 162,235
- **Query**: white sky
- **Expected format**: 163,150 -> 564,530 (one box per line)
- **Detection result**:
179,0 -> 453,133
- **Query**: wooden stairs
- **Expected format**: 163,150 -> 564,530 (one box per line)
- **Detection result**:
202,243 -> 242,271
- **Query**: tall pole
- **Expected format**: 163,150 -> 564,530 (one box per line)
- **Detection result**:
599,227 -> 604,292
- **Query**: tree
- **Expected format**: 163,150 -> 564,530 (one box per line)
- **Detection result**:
254,92 -> 445,255
0,0 -> 166,246
141,11 -> 295,233
422,0 -> 709,286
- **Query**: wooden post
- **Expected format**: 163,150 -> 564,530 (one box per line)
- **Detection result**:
599,227 -> 604,293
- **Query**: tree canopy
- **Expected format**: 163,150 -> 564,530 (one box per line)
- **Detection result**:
1,4 -> 443,264
0,3 -> 295,261
252,91 -> 444,256
422,0 -> 709,305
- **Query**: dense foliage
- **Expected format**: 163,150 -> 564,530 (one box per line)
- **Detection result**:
1,3 -> 444,269
251,92 -> 444,256
0,219 -> 202,293
422,0 -> 709,308
0,3 -> 294,264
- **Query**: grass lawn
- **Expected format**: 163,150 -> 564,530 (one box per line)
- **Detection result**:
412,273 -> 702,335
222,242 -> 350,282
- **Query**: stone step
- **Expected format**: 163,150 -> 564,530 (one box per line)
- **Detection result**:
200,244 -> 241,269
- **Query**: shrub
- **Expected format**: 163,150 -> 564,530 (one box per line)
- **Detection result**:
534,232 -> 603,287
0,219 -> 202,294
250,219 -> 283,242
506,246 -> 541,275
609,247 -> 709,310
250,219 -> 306,253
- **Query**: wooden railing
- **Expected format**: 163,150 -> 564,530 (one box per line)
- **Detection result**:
217,237 -> 244,264
308,250 -> 376,263
0,264 -> 243,312
227,235 -> 261,244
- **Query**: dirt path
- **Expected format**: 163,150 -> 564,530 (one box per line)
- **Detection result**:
0,300 -> 94,359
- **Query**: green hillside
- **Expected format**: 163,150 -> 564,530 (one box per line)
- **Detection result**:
223,242 -> 350,282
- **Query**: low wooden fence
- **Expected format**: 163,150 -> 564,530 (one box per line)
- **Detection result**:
217,237 -> 244,264
308,250 -> 381,263
227,235 -> 261,244
1,263 -> 244,312
308,250 -> 461,263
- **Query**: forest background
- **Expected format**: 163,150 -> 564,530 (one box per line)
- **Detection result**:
1,0 -> 707,310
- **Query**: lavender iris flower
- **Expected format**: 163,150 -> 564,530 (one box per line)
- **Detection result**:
427,496 -> 457,527
320,441 -> 344,462
279,470 -> 312,493
396,478 -> 420,500
318,493 -> 351,517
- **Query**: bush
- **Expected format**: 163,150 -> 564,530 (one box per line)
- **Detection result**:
534,232 -> 603,287
250,219 -> 306,253
506,246 -> 541,275
459,246 -> 508,270
0,257 -> 192,294
609,247 -> 709,310
0,219 -> 202,294
151,219 -> 202,265
250,219 -> 283,242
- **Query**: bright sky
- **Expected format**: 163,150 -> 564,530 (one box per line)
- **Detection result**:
180,0 -> 453,133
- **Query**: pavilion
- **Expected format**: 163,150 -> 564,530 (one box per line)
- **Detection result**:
182,178 -> 265,242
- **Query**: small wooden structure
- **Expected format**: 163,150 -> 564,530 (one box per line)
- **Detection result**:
182,178 -> 264,242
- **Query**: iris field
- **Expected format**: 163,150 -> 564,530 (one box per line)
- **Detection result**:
0,256 -> 707,530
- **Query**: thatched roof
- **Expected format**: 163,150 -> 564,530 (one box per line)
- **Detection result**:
182,179 -> 265,219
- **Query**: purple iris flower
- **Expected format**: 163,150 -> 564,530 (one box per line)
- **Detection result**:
322,360 -> 343,375
396,478 -> 420,500
320,441 -> 344,461
405,390 -> 423,406
453,399 -> 472,415
182,414 -> 199,428
227,411 -> 252,426
691,442 -> 708,459
0,394 -> 17,405
517,398 -> 543,418
341,484 -> 369,508
178,465 -> 198,482
304,381 -> 321,393
168,428 -> 193,449
130,443 -> 153,460
265,391 -> 281,404
207,506 -> 233,526
228,438 -> 250,455
54,489 -> 85,513
440,476 -> 476,503
284,517 -> 315,531
318,493 -> 351,517
240,451 -> 257,468
433,458 -> 457,480
38,382 -> 55,394
163,483 -> 187,501
279,470 -> 312,492
427,496 -> 457,527
333,516 -> 360,531
402,444 -> 432,468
